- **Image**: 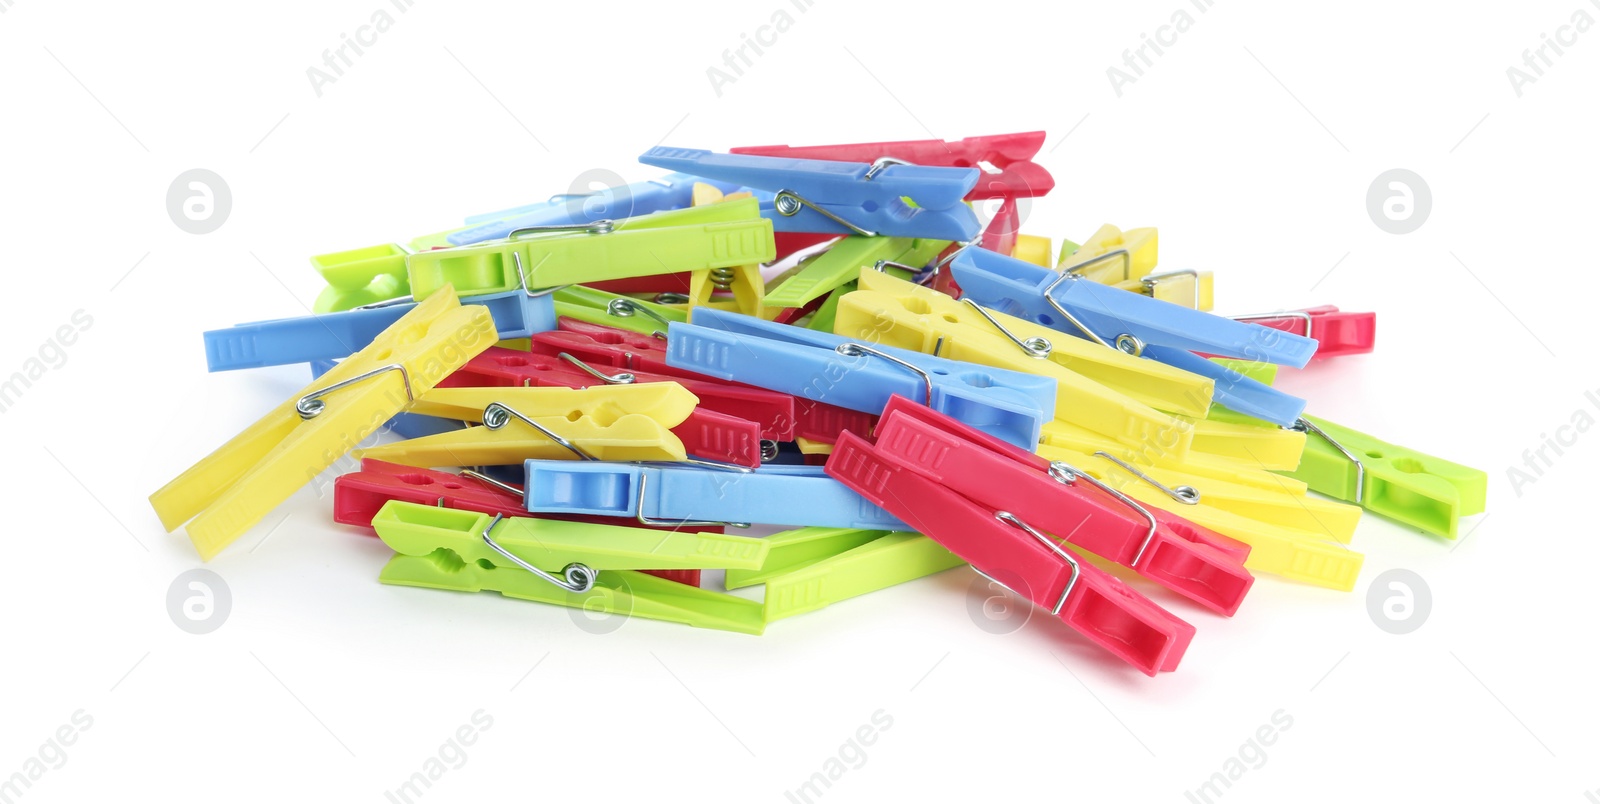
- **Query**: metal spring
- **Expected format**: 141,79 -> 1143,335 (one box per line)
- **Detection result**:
710,266 -> 736,291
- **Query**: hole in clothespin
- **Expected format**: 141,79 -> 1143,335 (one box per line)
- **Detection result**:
1365,450 -> 1384,459
396,473 -> 436,486
977,160 -> 1002,174
1392,458 -> 1427,474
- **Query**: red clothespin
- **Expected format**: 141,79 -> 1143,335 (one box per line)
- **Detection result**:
773,232 -> 839,264
731,132 -> 1056,200
441,346 -> 769,466
980,196 -> 1021,258
534,320 -> 877,444
333,459 -> 706,585
867,396 -> 1252,614
826,430 -> 1195,675
585,273 -> 695,295
1231,306 -> 1376,360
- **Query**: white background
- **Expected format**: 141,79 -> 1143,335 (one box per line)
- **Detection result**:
2,0 -> 1596,801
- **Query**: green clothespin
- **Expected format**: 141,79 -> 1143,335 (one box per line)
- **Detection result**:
805,286 -> 848,332
761,533 -> 965,622
765,236 -> 949,310
380,554 -> 766,635
406,198 -> 775,300
725,527 -> 888,589
309,244 -> 412,313
1282,415 -> 1487,538
552,285 -> 689,338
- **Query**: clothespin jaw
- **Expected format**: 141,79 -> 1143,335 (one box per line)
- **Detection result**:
524,461 -> 908,531
334,459 -> 527,529
668,306 -> 1056,449
205,288 -> 556,372
764,235 -> 948,310
638,146 -> 983,241
406,198 -> 776,300
732,131 -> 1057,200
724,527 -> 888,589
1232,307 -> 1376,359
867,396 -> 1253,615
373,501 -> 767,633
1058,224 -> 1159,281
1013,234 -> 1053,267
824,430 -> 1195,675
150,287 -> 498,561
1284,416 -> 1486,538
953,246 -> 1317,368
308,243 -> 412,313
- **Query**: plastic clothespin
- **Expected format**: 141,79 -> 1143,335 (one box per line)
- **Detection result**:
1038,419 -> 1298,495
407,198 -> 776,300
824,429 -> 1196,675
639,147 -> 982,241
1032,441 -> 1365,590
551,286 -> 688,339
865,397 -> 1254,615
451,345 -> 793,447
354,411 -> 686,467
764,235 -> 949,311
731,131 -> 1056,200
373,501 -> 767,633
149,287 -> 497,560
449,172 -> 741,246
405,382 -> 697,427
835,269 -> 1207,456
1284,415 -> 1487,539
979,196 -> 1021,258
669,307 -> 1056,449
1013,234 -> 1053,267
754,531 -> 967,622
310,244 -> 412,313
1058,224 -> 1159,281
1230,307 -> 1376,360
524,461 -> 908,531
529,319 -> 676,377
724,527 -> 889,587
956,246 -> 1315,366
952,247 -> 1312,426
1186,414 -> 1307,472
204,288 -> 554,372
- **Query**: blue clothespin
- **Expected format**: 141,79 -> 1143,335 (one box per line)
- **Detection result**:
523,461 -> 909,531
203,289 -> 554,372
667,307 -> 1054,450
1144,346 -> 1306,426
949,247 -> 1310,426
638,147 -> 982,241
950,247 -> 1318,367
448,173 -> 739,246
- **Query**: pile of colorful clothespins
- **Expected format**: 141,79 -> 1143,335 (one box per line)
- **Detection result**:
151,132 -> 1487,675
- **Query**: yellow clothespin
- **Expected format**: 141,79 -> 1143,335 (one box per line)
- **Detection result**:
683,184 -> 767,318
407,383 -> 698,426
150,286 -> 497,560
1185,415 -> 1307,471
1012,234 -> 1054,267
1058,224 -> 1213,310
836,269 -> 1210,455
1039,419 -> 1301,495
1037,442 -> 1364,590
355,402 -> 688,467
